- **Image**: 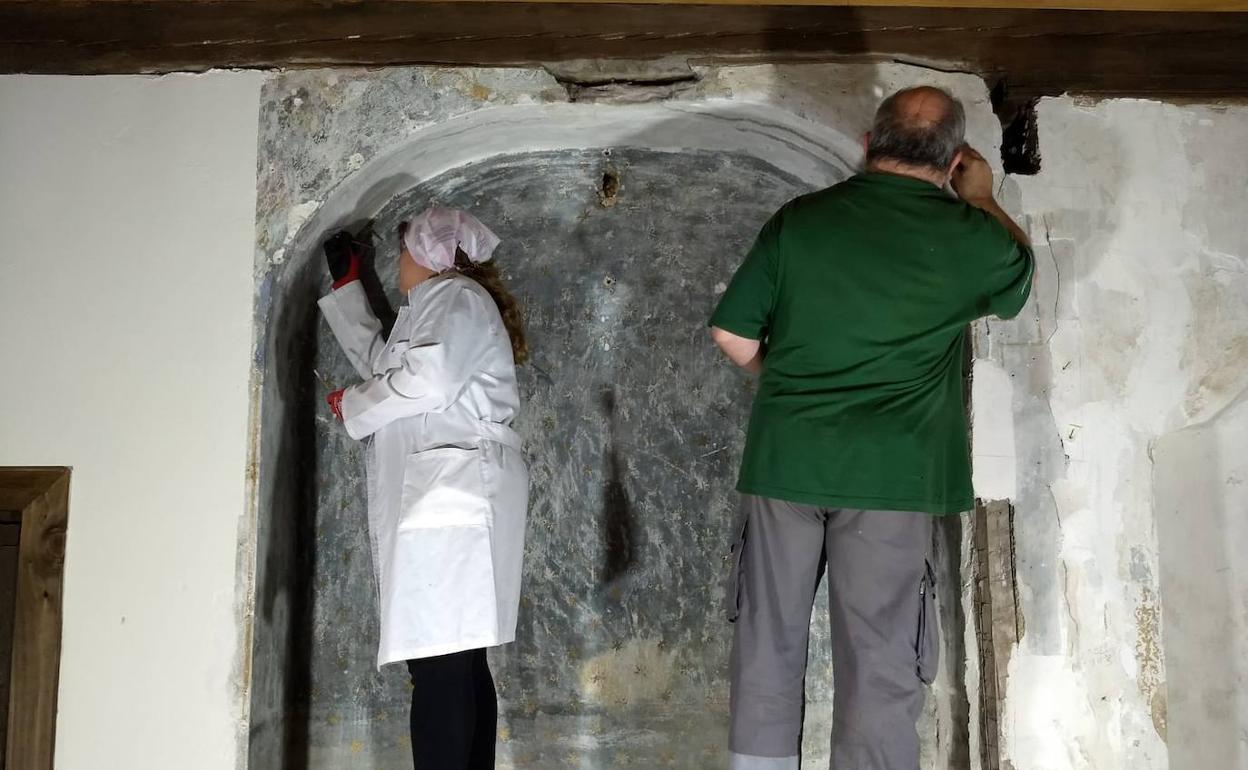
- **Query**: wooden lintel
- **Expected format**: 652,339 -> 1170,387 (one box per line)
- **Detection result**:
398,0 -> 1248,7
3,2 -> 1248,104
4,0 -> 1242,8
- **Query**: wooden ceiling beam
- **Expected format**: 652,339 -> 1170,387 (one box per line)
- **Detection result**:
2,2 -> 1247,105
345,0 -> 1248,6
2,0 -> 1242,9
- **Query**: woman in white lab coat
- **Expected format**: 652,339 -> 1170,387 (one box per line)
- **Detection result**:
318,207 -> 529,769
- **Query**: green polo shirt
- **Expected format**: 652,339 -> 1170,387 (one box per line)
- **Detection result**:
711,172 -> 1033,514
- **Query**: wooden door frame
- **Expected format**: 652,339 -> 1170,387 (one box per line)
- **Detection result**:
0,467 -> 69,770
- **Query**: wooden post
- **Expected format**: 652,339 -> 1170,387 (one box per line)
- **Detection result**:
0,468 -> 70,770
973,498 -> 1021,770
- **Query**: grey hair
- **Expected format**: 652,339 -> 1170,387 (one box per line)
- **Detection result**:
866,87 -> 966,171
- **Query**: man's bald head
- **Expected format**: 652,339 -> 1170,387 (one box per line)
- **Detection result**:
866,86 -> 966,173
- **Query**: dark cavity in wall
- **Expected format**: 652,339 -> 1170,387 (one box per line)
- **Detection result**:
546,59 -> 700,104
991,81 -> 1042,176
599,165 -> 621,208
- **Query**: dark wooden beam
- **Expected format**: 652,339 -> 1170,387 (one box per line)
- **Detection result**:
6,0 -> 1244,9
3,2 -> 1248,104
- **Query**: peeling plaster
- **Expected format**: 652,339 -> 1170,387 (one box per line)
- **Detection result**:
979,97 -> 1248,770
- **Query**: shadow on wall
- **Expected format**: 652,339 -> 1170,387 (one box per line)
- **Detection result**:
253,215 -> 406,770
600,387 -> 637,585
254,267 -> 321,770
249,175 -> 423,770
567,211 -> 639,588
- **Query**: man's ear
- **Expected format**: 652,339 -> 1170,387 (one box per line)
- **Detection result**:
862,132 -> 871,155
946,148 -> 965,182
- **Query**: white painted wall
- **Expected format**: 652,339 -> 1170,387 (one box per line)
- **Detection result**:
976,97 -> 1248,770
1154,395 -> 1248,770
0,73 -> 263,770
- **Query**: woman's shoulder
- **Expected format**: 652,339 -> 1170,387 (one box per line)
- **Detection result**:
420,272 -> 494,316
445,271 -> 496,304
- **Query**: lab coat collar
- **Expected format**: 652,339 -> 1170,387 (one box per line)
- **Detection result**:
405,270 -> 457,305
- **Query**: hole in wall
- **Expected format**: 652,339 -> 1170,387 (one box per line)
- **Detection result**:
599,165 -> 622,208
1001,100 -> 1041,176
990,80 -> 1041,176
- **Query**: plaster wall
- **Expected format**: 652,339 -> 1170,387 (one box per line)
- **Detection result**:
973,97 -> 1248,770
0,72 -> 262,769
1153,395 -> 1248,770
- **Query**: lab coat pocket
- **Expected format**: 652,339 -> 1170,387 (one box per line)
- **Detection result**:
916,558 -> 940,684
398,446 -> 489,530
724,514 -> 749,623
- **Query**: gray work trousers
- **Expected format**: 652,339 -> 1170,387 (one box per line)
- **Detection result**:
726,495 -> 939,770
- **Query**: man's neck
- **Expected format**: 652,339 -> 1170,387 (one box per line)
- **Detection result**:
864,159 -> 947,188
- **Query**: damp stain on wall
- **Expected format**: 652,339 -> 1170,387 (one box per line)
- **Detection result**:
1134,587 -> 1165,739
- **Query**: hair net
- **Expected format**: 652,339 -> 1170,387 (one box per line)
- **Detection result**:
402,206 -> 501,273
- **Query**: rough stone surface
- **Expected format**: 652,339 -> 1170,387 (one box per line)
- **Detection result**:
245,62 -> 997,769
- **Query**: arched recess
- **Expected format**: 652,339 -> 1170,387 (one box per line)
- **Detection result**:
243,97 -> 967,769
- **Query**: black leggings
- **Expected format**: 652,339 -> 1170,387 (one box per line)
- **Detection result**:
406,648 -> 497,769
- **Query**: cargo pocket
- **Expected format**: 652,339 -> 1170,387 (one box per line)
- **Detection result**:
398,446 -> 489,530
724,515 -> 749,623
916,558 -> 940,684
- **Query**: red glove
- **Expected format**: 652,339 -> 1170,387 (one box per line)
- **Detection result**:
324,231 -> 363,290
331,257 -> 360,290
326,389 -> 345,421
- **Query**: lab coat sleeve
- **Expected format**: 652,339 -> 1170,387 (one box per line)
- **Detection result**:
340,283 -> 495,440
317,281 -> 386,380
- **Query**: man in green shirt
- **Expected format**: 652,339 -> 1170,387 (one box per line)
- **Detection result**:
710,86 -> 1033,770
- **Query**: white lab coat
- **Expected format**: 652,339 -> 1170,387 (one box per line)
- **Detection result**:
318,272 -> 529,667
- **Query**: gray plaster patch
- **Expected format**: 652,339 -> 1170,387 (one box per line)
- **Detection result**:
999,341 -> 1066,655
